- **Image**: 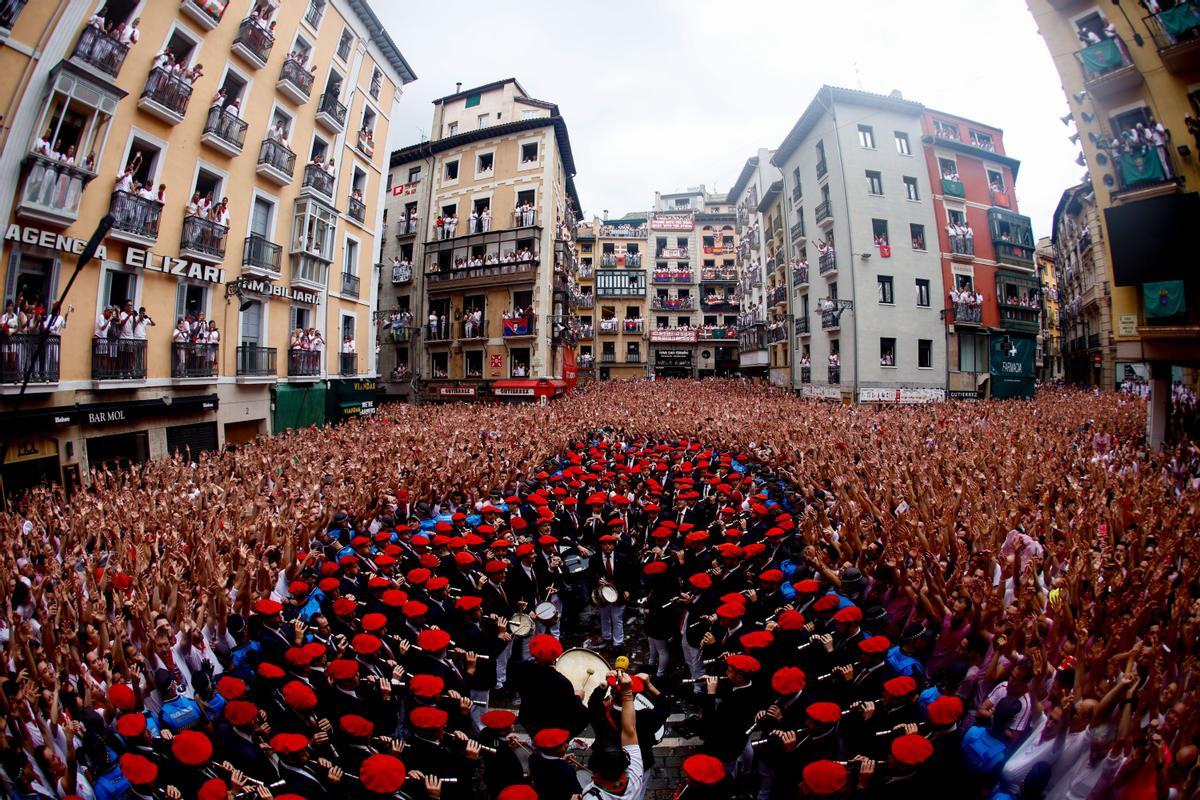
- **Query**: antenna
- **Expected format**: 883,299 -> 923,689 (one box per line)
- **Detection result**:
853,61 -> 863,90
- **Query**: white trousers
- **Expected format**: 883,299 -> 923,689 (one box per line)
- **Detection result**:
647,636 -> 670,676
599,603 -> 625,645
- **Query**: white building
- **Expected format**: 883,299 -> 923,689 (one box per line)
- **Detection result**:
728,150 -> 781,380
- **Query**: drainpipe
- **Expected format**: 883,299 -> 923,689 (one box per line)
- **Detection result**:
778,176 -> 796,390
824,93 -> 860,399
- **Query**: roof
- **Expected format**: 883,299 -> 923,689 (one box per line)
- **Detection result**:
1050,181 -> 1091,246
757,180 -> 783,214
728,157 -> 759,204
772,86 -> 924,167
922,134 -> 1022,180
388,116 -> 583,220
347,0 -> 416,84
432,77 -> 529,106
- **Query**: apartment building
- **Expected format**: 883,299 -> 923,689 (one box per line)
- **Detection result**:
1027,0 -> 1200,443
377,78 -> 583,402
758,181 -> 792,386
922,109 -> 1038,400
728,150 -> 779,382
772,87 -> 947,402
594,215 -> 648,380
573,218 -> 597,381
1052,182 -> 1114,387
1036,236 -> 1064,383
0,0 -> 413,499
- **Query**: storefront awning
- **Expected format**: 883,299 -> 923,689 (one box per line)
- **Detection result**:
491,378 -> 566,398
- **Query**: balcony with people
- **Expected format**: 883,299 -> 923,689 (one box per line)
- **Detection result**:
600,252 -> 643,267
701,291 -> 738,312
347,191 -> 366,224
700,265 -> 738,283
1075,31 -> 1141,97
171,341 -> 218,380
792,259 -> 810,288
232,15 -> 275,69
817,243 -> 837,276
0,333 -> 60,386
108,190 -> 163,246
598,318 -> 620,336
698,325 -> 737,341
996,273 -> 1042,334
651,295 -> 695,311
70,20 -> 131,80
138,66 -> 193,124
426,247 -> 539,287
180,214 -> 228,263
622,318 -> 645,335
300,161 -> 334,200
278,54 -> 315,104
653,265 -> 692,283
950,285 -> 984,326
201,105 -> 249,156
988,209 -> 1035,267
180,0 -> 227,31
948,222 -> 976,260
502,310 -> 536,338
390,260 -> 413,285
286,347 -> 321,378
769,285 -> 788,307
317,91 -> 348,133
1144,1 -> 1200,72
356,127 -> 375,158
396,215 -> 419,237
1105,123 -> 1181,196
257,136 -> 296,186
600,223 -> 647,238
92,337 -> 147,382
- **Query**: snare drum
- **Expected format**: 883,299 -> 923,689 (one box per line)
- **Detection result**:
507,613 -> 534,637
591,584 -> 620,607
534,601 -> 559,625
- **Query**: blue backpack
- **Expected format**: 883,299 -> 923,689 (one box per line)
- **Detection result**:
93,762 -> 132,800
961,726 -> 1009,775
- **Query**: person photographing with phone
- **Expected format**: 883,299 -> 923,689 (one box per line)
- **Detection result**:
582,669 -> 644,800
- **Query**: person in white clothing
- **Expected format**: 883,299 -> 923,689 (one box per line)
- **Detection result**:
582,670 -> 645,800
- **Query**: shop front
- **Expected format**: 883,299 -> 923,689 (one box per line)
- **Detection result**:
327,378 -> 378,423
0,435 -> 62,506
274,383 -> 328,432
491,378 -> 567,402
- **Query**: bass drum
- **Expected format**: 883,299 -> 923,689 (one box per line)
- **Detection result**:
554,647 -> 610,699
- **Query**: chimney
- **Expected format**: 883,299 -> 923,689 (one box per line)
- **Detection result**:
455,82 -> 462,93
888,89 -> 903,100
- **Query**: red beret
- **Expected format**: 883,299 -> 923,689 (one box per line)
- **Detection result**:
303,641 -> 326,661
282,681 -> 318,711
739,631 -> 774,650
171,730 -> 213,766
643,561 -> 668,576
802,760 -> 848,795
454,551 -> 476,566
481,709 -> 517,729
833,606 -> 863,624
116,712 -> 146,738
726,654 -> 761,674
270,732 -> 309,755
360,753 -> 407,794
764,527 -> 785,540
812,594 -> 840,612
771,666 -> 807,695
720,592 -> 747,607
407,568 -> 431,585
927,695 -> 965,726
685,531 -> 709,545
362,612 -> 388,632
759,569 -> 785,583
119,753 -> 158,785
689,573 -> 713,590
427,576 -> 450,591
533,727 -> 570,750
409,673 -> 445,699
410,706 -> 449,729
257,662 -> 285,680
777,610 -> 807,630
538,535 -> 559,546
352,633 -> 383,655
288,581 -> 309,596
793,579 -> 821,595
743,543 -> 767,559
402,600 -> 429,618
367,576 -> 391,590
682,753 -> 725,786
859,635 -> 891,655
198,778 -> 227,800
515,543 -> 535,557
411,534 -> 430,545
716,603 -> 744,621
320,562 -> 340,576
497,786 -> 538,800
328,659 -> 360,681
318,577 -> 340,593
284,646 -> 312,668
891,733 -> 935,765
456,595 -> 483,612
715,544 -> 743,559
340,714 -> 375,738
598,534 -> 618,543
884,675 -> 918,699
332,597 -> 357,616
338,555 -> 360,568
417,629 -> 452,652
216,676 -> 246,700
253,598 -> 283,616
224,700 -> 258,727
529,634 -> 563,663
485,560 -> 508,574
108,684 -> 136,711
807,701 -> 842,725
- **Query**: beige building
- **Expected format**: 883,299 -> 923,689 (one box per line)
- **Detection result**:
1051,183 -> 1113,387
377,78 -> 583,402
0,0 -> 413,499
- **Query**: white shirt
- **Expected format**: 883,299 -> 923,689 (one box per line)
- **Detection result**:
583,745 -> 644,800
133,317 -> 150,339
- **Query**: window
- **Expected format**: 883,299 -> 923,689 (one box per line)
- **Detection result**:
872,218 -> 889,246
674,198 -> 691,208
858,125 -> 875,149
465,350 -> 483,378
337,30 -> 353,61
431,351 -> 448,378
987,169 -> 1005,191
477,152 -> 494,174
969,130 -> 995,151
444,159 -> 458,181
958,332 -> 987,372
903,177 -> 920,201
446,122 -> 458,137
369,69 -> 382,100
918,339 -> 933,369
791,167 -> 803,201
866,171 -> 883,195
344,239 -> 358,278
911,224 -> 926,251
947,208 -> 966,226
408,166 -> 421,183
521,109 -> 539,120
520,142 -> 539,163
465,92 -> 481,108
102,268 -> 137,310
939,157 -> 959,180
815,140 -> 827,177
477,113 -> 489,130
880,337 -> 896,367
877,275 -> 894,305
933,120 -> 960,140
677,316 -> 690,327
916,279 -> 931,307
895,131 -> 911,155
176,282 -> 207,324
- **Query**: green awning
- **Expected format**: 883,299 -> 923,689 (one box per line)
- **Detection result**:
1144,280 -> 1186,318
1079,38 -> 1126,76
273,384 -> 327,432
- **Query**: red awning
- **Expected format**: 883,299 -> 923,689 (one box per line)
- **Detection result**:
491,379 -> 567,398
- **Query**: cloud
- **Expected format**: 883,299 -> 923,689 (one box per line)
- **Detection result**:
381,0 -> 1079,236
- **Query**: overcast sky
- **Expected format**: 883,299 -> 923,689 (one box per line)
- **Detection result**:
379,0 -> 1081,238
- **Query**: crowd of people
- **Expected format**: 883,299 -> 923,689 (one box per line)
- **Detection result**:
0,381 -> 1198,800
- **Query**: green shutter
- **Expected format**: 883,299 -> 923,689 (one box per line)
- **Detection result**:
465,93 -> 481,108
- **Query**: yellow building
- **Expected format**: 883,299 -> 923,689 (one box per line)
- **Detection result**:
1027,0 -> 1200,443
378,78 -> 583,402
0,0 -> 414,497
1051,182 -> 1114,387
1035,236 -> 1064,382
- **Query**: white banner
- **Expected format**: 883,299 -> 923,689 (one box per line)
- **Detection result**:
802,385 -> 842,400
649,329 -> 698,343
858,387 -> 946,404
650,214 -> 694,231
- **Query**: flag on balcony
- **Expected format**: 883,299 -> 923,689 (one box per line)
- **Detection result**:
879,244 -> 891,258
1143,280 -> 1186,318
1159,2 -> 1200,39
1079,38 -> 1126,75
1117,151 -> 1166,186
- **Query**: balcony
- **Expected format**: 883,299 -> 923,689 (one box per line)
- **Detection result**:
1112,148 -> 1181,196
577,294 -> 595,309
277,57 -> 314,104
793,263 -> 810,288
232,17 -> 274,69
238,345 -> 277,377
949,235 -> 975,261
600,253 -> 643,267
818,251 -> 838,276
426,259 -> 537,287
291,253 -> 328,291
1087,332 -> 1102,349
701,295 -> 738,312
502,317 -> 535,337
990,189 -> 1013,209
821,308 -> 840,330
767,324 -> 787,345
286,348 -> 321,378
427,322 -> 451,343
698,327 -> 737,341
800,366 -> 811,384
769,286 -> 788,306
513,210 -> 539,228
356,130 -> 375,159
396,218 -> 418,237
459,318 -> 487,340
650,297 -> 695,311
657,248 -> 689,260
108,190 -> 163,246
180,215 -> 228,263
340,353 -> 357,376
0,334 -> 59,385
700,266 -> 738,283
171,343 -> 218,379
999,305 -> 1040,334
243,234 -> 282,279
304,0 -> 326,28
316,92 -> 347,133
796,316 -> 810,336
791,219 -> 806,243
599,319 -> 620,335
828,366 -> 840,384
391,263 -> 413,284
341,271 -> 360,298
653,269 -> 693,284
1145,2 -> 1200,72
601,352 -> 616,364
301,163 -> 334,199
988,209 -> 1035,268
92,338 -> 146,382
347,195 -> 366,224
941,178 -> 965,198
138,68 -> 192,124
71,25 -> 129,79
1075,36 -> 1141,98
257,139 -> 296,185
16,154 -> 95,226
624,354 -> 643,364
815,199 -> 832,226
201,106 -> 248,156
384,324 -> 418,344
622,319 -> 645,335
952,302 -> 982,326
180,0 -> 224,30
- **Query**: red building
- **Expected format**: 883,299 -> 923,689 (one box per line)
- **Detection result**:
920,111 -> 1038,399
